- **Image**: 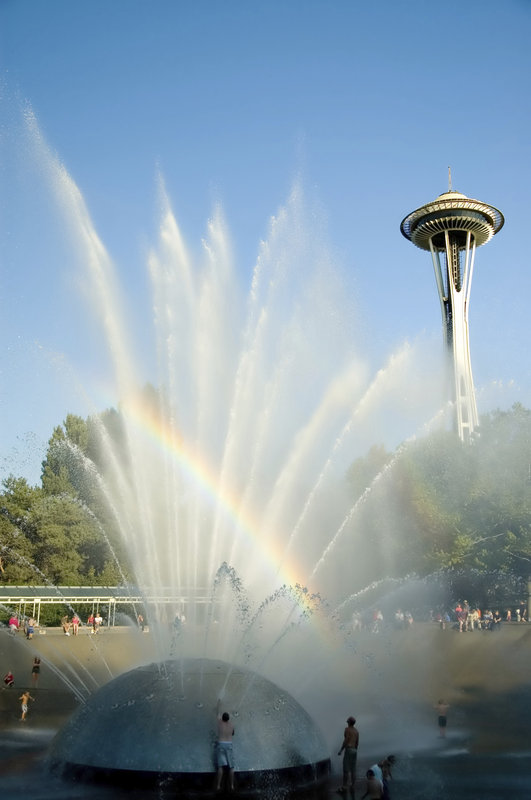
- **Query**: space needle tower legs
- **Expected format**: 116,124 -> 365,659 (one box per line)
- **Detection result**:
400,183 -> 504,442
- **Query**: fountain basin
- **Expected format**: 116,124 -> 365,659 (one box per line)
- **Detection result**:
49,657 -> 330,793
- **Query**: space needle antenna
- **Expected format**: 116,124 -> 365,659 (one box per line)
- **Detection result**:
400,185 -> 504,442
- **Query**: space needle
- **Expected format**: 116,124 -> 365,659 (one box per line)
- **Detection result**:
400,176 -> 504,442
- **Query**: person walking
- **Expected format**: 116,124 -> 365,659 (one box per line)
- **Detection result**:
337,715 -> 359,793
19,690 -> 35,721
8,615 -> 19,635
31,657 -> 41,687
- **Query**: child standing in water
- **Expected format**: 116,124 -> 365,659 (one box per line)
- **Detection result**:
31,657 -> 41,687
435,699 -> 450,737
19,690 -> 35,721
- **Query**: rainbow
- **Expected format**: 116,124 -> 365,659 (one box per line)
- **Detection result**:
117,395 -> 317,612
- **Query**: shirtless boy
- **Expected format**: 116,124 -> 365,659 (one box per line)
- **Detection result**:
435,699 -> 450,737
337,715 -> 359,792
19,690 -> 35,721
216,699 -> 235,791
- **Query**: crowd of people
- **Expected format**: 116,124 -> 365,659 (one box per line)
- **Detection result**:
2,610 -> 103,725
1,610 -> 103,726
5,611 -> 104,637
350,599 -> 530,636
434,599 -> 529,631
351,608 -> 414,633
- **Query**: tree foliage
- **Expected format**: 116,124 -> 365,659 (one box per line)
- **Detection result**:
343,404 -> 531,591
2,399 -> 531,601
0,477 -> 42,582
0,406 -> 131,586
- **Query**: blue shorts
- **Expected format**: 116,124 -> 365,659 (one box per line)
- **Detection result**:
216,741 -> 234,769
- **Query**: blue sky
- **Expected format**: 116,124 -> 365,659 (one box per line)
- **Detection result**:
1,0 -> 530,485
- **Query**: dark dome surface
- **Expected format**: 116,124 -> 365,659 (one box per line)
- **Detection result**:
49,658 -> 330,788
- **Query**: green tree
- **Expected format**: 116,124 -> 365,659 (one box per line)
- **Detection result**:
0,477 -> 42,583
343,404 -> 531,588
41,424 -> 77,496
346,444 -> 392,501
28,493 -> 121,585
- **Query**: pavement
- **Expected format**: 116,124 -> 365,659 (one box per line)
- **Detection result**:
0,621 -> 531,798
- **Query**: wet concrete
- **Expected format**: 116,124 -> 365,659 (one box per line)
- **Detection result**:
1,622 -> 530,798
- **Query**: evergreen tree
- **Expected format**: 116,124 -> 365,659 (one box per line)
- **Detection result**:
0,477 -> 41,583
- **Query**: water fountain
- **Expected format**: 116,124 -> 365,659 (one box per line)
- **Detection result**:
7,109 -> 528,799
35,148 -> 422,792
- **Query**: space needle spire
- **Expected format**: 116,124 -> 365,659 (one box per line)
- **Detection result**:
400,185 -> 504,442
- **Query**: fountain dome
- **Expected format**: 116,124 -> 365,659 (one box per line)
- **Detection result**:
49,657 -> 330,793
